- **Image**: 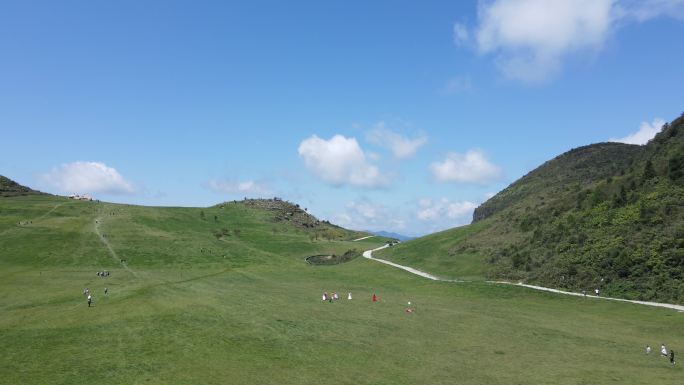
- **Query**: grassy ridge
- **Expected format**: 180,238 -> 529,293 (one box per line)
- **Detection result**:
0,175 -> 45,197
1,195 -> 683,384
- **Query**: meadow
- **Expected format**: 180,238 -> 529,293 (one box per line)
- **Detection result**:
1,195 -> 682,384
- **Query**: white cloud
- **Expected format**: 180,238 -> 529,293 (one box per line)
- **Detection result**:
298,134 -> 388,188
207,179 -> 273,196
610,118 -> 666,145
443,76 -> 473,94
41,161 -> 135,194
456,0 -> 684,83
346,201 -> 378,219
417,198 -> 478,222
431,149 -> 502,184
332,199 -> 407,233
366,122 -> 427,159
476,0 -> 613,82
615,0 -> 684,22
453,23 -> 469,45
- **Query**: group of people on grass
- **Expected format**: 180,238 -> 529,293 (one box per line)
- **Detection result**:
83,286 -> 108,307
320,292 -> 415,313
322,291 -> 352,302
96,270 -> 110,277
646,344 -> 676,365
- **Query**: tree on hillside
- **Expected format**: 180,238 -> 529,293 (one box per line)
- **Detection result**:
668,154 -> 684,183
643,160 -> 656,181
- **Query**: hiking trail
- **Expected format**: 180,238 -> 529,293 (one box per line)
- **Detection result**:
362,245 -> 684,312
94,217 -> 138,278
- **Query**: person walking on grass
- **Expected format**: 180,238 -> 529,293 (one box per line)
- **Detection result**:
372,293 -> 378,302
347,292 -> 352,300
104,287 -> 108,296
670,350 -> 676,365
661,344 -> 668,357
646,345 -> 651,354
87,294 -> 92,307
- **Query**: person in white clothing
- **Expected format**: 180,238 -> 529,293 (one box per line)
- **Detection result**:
661,344 -> 668,357
646,345 -> 651,354
87,294 -> 92,307
347,292 -> 352,300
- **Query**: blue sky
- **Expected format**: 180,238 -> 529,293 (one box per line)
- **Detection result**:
2,0 -> 684,236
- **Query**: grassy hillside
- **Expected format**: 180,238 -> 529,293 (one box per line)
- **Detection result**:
378,115 -> 684,303
0,175 -> 45,197
1,193 -> 683,384
375,221 -> 490,281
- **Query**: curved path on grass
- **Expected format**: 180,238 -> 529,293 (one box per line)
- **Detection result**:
363,245 -> 457,282
352,235 -> 375,242
94,218 -> 138,277
38,202 -> 64,220
362,245 -> 684,312
0,202 -> 65,236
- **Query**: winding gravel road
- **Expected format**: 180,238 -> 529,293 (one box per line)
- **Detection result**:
362,244 -> 684,312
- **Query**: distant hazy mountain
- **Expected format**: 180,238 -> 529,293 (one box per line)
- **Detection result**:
370,230 -> 414,241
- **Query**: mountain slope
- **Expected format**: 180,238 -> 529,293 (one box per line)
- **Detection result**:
0,175 -> 45,197
378,114 -> 684,303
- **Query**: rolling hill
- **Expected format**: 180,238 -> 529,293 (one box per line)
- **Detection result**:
377,114 -> 684,303
0,175 -> 46,197
2,180 -> 683,384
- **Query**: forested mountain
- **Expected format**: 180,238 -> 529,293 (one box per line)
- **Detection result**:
380,114 -> 684,303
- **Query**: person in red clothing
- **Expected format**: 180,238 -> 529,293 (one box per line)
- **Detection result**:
372,293 -> 378,302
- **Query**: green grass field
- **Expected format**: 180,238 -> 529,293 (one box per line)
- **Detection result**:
1,195 -> 682,384
374,221 -> 492,281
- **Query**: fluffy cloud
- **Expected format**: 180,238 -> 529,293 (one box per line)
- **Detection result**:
207,179 -> 272,196
610,118 -> 666,145
366,123 -> 427,159
346,200 -> 378,220
431,149 -> 502,184
476,0 -> 612,82
615,0 -> 684,21
41,161 -> 135,194
417,198 -> 478,222
453,23 -> 469,45
298,134 -> 387,188
443,76 -> 473,94
456,0 -> 684,82
332,199 -> 407,233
